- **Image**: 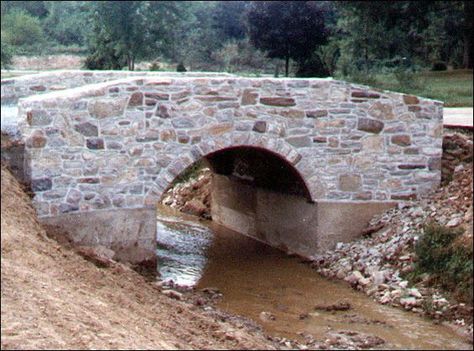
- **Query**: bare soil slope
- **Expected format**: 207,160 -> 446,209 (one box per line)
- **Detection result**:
0,166 -> 275,350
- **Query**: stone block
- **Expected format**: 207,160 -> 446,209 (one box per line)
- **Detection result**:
391,135 -> 411,146
357,118 -> 384,134
260,97 -> 296,107
339,174 -> 362,192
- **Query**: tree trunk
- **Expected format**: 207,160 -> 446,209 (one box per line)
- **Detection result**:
462,1 -> 473,68
285,55 -> 289,77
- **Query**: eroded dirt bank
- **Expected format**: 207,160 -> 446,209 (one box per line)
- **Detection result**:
0,166 -> 277,350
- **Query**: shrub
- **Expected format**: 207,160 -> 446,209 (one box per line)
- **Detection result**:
431,61 -> 447,71
1,10 -> 45,49
1,39 -> 14,69
176,62 -> 187,72
414,223 -> 472,302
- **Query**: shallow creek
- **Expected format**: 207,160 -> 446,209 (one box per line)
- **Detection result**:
156,206 -> 470,350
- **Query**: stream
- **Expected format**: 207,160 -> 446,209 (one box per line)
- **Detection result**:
156,205 -> 470,350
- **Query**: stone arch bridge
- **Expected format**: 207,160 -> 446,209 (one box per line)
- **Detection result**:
1,71 -> 443,262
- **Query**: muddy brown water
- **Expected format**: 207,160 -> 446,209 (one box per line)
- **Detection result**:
156,206 -> 470,350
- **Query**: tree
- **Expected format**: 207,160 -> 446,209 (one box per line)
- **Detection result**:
246,1 -> 329,77
212,1 -> 248,42
1,9 -> 45,49
43,1 -> 91,46
86,1 -> 184,71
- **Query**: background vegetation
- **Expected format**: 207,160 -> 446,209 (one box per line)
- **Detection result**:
1,1 -> 473,104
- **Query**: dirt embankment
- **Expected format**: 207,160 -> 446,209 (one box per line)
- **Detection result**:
0,166 -> 277,350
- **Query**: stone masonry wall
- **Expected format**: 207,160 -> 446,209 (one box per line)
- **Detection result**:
15,75 -> 443,218
1,70 -> 233,104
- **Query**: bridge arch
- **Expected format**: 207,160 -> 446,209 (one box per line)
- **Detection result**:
152,132 -> 313,206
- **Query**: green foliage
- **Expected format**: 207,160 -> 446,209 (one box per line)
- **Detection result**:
1,1 -> 49,18
1,9 -> 45,53
413,223 -> 473,302
211,39 -> 268,74
42,1 -> 91,46
1,37 -> 14,68
176,62 -> 187,72
247,1 -> 329,76
212,1 -> 248,42
295,53 -> 330,78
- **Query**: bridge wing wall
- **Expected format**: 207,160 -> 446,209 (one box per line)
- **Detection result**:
16,76 -> 443,218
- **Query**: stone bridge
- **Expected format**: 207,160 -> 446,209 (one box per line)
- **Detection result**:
1,71 -> 443,263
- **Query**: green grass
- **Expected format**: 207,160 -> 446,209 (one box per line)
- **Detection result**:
405,223 -> 473,303
346,69 -> 473,107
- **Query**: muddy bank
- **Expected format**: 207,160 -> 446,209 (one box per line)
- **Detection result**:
0,166 -> 277,350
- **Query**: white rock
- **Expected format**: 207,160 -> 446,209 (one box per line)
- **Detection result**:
399,280 -> 409,288
409,288 -> 422,298
446,217 -> 462,227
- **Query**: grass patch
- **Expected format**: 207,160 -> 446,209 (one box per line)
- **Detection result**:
408,223 -> 473,303
345,69 -> 473,107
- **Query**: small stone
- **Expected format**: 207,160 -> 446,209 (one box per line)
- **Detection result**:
241,89 -> 258,105
26,130 -> 47,148
409,288 -> 422,298
32,178 -> 52,191
446,217 -> 462,227
74,122 -> 98,137
403,95 -> 419,105
162,289 -> 183,300
128,92 -> 143,106
29,85 -> 46,91
86,138 -> 104,150
260,97 -> 296,107
391,135 -> 411,146
357,118 -> 384,134
339,174 -> 362,192
306,110 -> 328,118
253,121 -> 267,133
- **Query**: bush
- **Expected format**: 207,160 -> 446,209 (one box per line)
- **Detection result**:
1,10 -> 45,49
176,62 -> 187,72
431,61 -> 448,71
296,53 -> 330,78
1,39 -> 14,69
414,223 -> 473,302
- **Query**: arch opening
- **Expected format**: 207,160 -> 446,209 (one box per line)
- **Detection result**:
204,146 -> 312,201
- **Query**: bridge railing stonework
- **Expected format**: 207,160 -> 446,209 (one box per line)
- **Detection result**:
6,73 -> 443,262
1,70 -> 234,104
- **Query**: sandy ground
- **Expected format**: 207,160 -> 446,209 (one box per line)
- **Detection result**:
0,166 -> 276,350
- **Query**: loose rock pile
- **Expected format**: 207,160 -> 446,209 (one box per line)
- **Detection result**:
310,132 -> 473,342
161,168 -> 212,219
442,132 -> 473,183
